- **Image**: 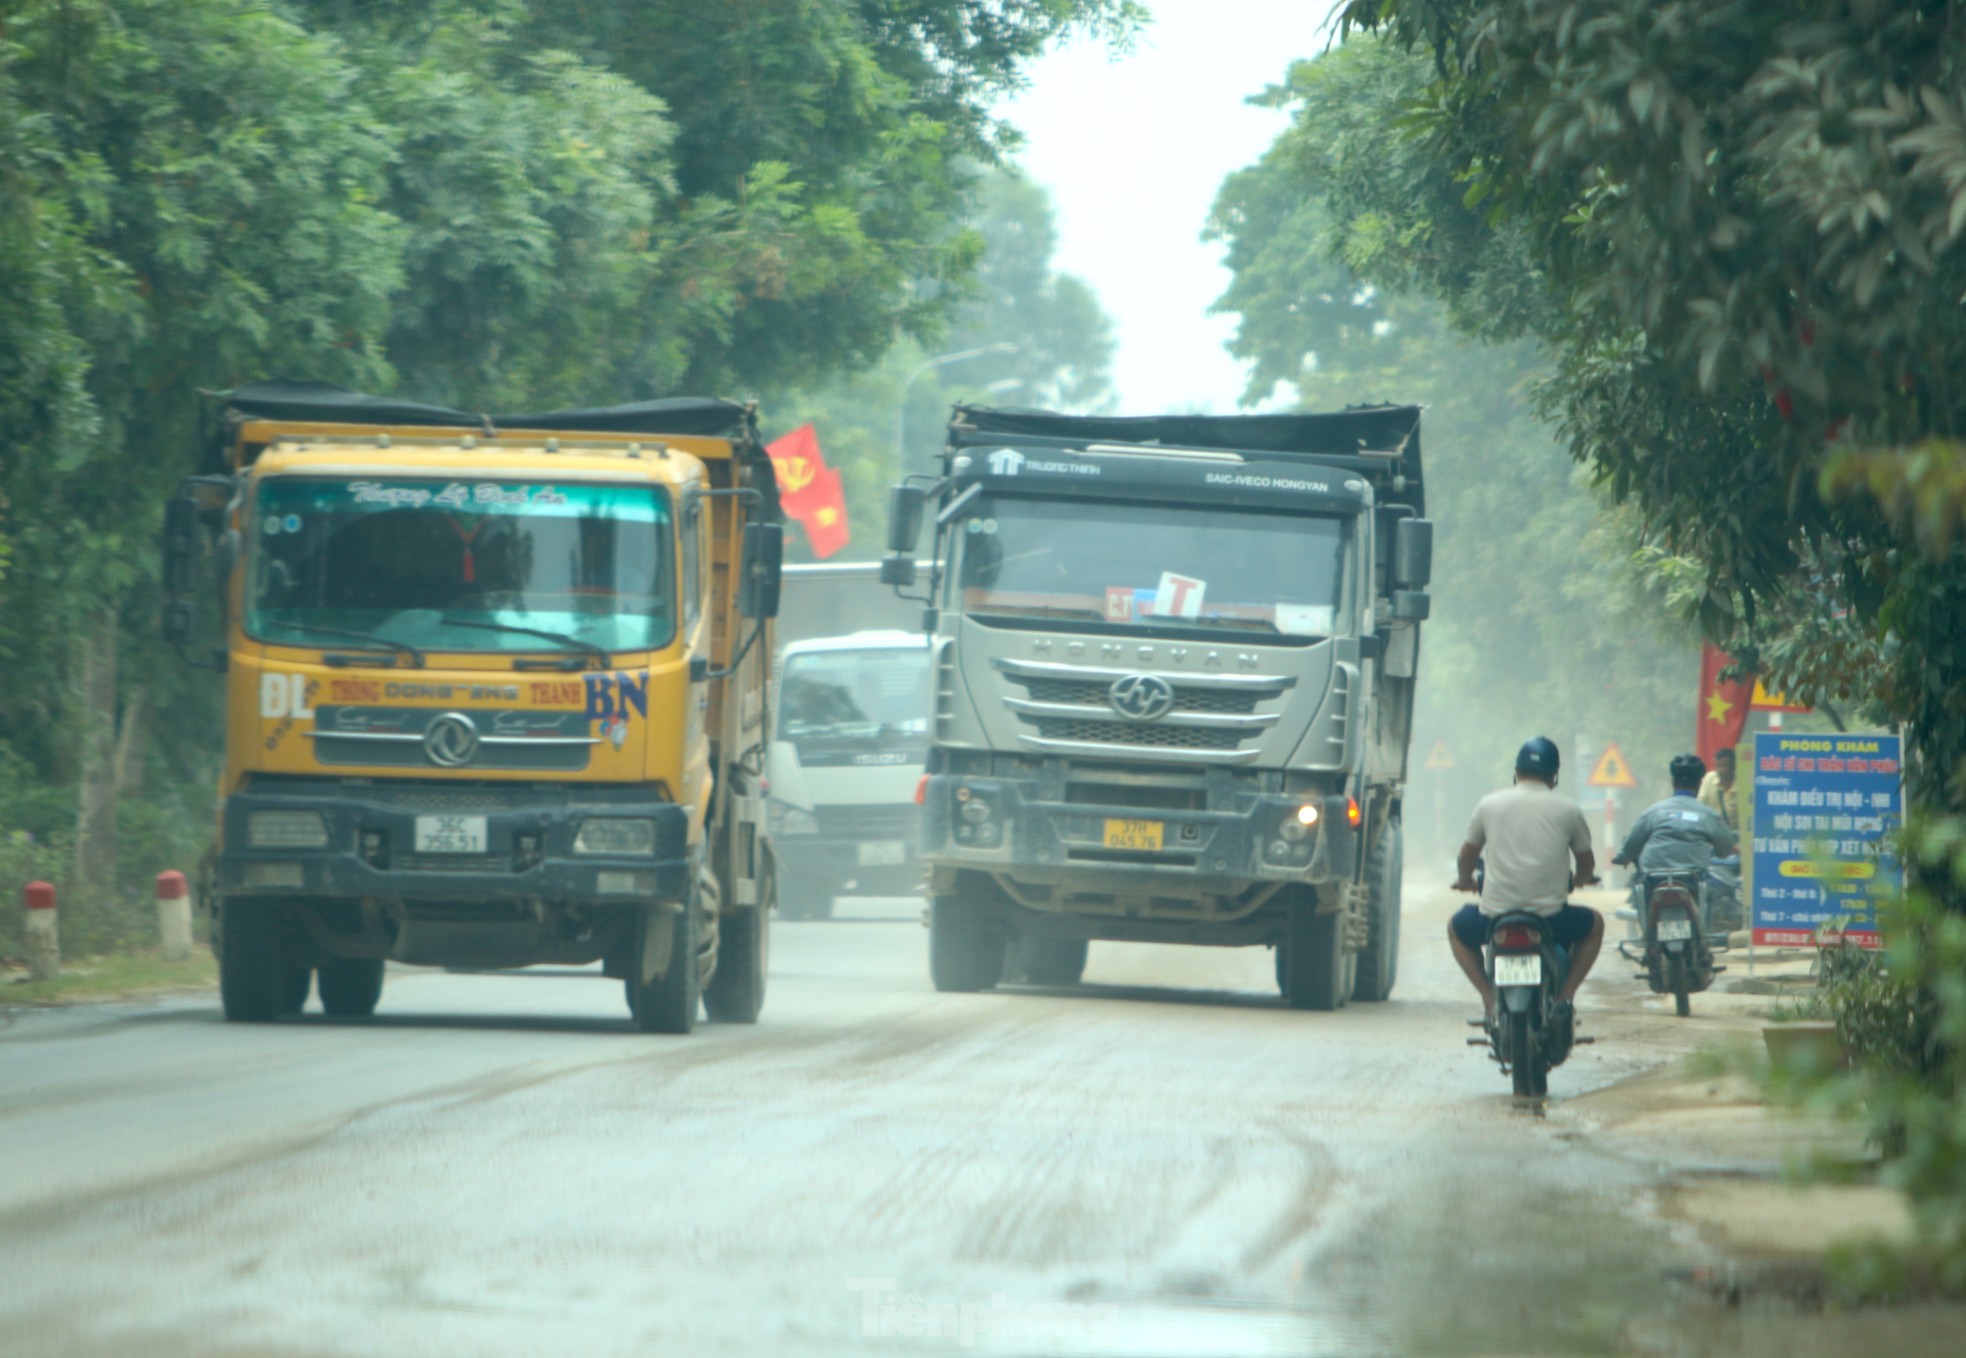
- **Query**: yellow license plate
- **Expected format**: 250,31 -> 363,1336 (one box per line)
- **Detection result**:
1103,818 -> 1164,851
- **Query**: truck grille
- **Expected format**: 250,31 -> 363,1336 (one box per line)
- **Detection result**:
992,658 -> 1294,766
814,804 -> 919,838
1032,718 -> 1244,751
1021,677 -> 1260,716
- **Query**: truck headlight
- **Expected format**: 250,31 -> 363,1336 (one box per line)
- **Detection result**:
248,810 -> 328,849
574,818 -> 657,855
768,802 -> 817,836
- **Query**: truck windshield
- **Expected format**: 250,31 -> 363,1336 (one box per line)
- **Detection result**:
778,648 -> 931,751
950,496 -> 1349,637
246,477 -> 673,655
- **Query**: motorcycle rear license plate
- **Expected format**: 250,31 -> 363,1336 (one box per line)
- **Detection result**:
1103,818 -> 1164,851
1493,954 -> 1542,986
856,840 -> 907,866
1657,918 -> 1694,941
414,814 -> 486,854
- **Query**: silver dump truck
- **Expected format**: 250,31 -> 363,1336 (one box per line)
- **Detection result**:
880,404 -> 1432,1008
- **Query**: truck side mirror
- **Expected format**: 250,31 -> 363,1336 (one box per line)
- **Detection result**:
163,496 -> 199,596
1391,590 -> 1431,622
879,554 -> 917,587
886,484 -> 926,554
738,523 -> 783,619
1394,517 -> 1433,589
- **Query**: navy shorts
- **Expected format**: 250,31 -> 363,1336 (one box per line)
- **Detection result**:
1451,903 -> 1599,951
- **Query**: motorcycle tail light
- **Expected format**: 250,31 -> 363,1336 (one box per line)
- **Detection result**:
1493,924 -> 1541,949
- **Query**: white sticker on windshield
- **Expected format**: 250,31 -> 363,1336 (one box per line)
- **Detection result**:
1276,604 -> 1335,636
1154,572 -> 1206,620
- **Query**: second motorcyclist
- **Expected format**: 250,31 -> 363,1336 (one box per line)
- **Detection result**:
1614,754 -> 1738,931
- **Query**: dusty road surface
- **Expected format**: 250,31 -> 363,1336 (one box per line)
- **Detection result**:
0,884 -> 1950,1357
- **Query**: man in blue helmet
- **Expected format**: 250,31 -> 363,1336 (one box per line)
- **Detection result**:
1450,737 -> 1604,1024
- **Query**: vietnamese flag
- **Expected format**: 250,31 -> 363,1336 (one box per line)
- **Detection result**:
1697,643 -> 1753,765
801,467 -> 851,559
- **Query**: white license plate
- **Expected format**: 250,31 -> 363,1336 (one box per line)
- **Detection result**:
1493,954 -> 1542,986
857,840 -> 907,866
415,815 -> 487,854
1657,917 -> 1695,941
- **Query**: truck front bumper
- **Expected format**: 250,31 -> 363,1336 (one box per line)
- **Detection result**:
920,772 -> 1357,895
216,779 -> 690,903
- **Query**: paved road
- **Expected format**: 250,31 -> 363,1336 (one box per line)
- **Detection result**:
0,887 -> 1746,1356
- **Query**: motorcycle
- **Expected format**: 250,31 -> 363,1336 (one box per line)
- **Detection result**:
1471,910 -> 1592,1098
1703,854 -> 1743,937
1623,872 -> 1719,1017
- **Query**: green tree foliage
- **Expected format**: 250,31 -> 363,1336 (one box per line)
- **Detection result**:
1206,42 -> 1694,814
0,0 -> 1134,956
1324,0 -> 1966,1274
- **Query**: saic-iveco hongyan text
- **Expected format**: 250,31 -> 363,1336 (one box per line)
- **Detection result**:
881,404 -> 1433,1007
160,380 -> 784,1032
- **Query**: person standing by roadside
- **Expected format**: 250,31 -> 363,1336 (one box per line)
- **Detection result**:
1697,746 -> 1740,834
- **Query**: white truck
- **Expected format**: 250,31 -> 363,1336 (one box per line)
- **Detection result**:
763,631 -> 932,919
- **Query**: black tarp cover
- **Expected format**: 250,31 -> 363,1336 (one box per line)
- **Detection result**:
950,403 -> 1421,459
222,379 -> 755,441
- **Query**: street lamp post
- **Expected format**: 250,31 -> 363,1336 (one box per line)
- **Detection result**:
893,342 -> 1018,481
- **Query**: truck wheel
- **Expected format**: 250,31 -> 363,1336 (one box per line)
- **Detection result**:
929,885 -> 1005,993
218,898 -> 293,1023
704,906 -> 768,1023
626,896 -> 699,1034
1352,817 -> 1403,1002
317,958 -> 385,1017
1019,937 -> 1088,987
1279,892 -> 1348,1011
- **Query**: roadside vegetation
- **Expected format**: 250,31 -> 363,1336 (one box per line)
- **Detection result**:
0,0 -> 1132,966
1214,0 -> 1966,1290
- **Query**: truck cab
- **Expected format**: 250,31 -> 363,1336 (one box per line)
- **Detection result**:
764,631 -> 931,919
162,381 -> 783,1033
882,405 -> 1432,1008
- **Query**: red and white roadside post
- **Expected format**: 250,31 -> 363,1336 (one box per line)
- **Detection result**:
155,870 -> 193,962
24,880 -> 58,981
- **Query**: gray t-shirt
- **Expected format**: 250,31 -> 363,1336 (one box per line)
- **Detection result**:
1621,793 -> 1737,876
1465,782 -> 1593,915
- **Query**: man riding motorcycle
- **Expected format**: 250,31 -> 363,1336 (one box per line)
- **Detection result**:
1613,754 -> 1738,929
1449,737 -> 1605,1031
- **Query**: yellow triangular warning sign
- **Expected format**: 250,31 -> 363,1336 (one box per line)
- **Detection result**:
1424,741 -> 1456,771
1589,742 -> 1637,789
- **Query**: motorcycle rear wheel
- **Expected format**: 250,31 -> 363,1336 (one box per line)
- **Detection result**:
1508,1010 -> 1538,1098
1666,953 -> 1692,1018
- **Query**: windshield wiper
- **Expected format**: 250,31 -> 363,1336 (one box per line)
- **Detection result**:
439,617 -> 612,669
269,623 -> 425,667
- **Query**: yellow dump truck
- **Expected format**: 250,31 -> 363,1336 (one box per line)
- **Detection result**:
160,380 -> 782,1032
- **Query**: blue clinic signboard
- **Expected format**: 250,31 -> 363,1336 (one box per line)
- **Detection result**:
1751,732 -> 1902,947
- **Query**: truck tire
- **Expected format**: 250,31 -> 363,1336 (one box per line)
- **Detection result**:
218,898 -> 292,1023
317,958 -> 385,1017
1019,937 -> 1088,987
1352,817 -> 1403,1002
1279,892 -> 1349,1011
772,853 -> 834,921
627,895 -> 700,1034
929,884 -> 1005,993
703,906 -> 768,1023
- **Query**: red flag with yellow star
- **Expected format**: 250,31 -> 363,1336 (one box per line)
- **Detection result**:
1697,643 -> 1752,765
800,467 -> 851,559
